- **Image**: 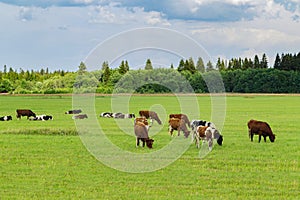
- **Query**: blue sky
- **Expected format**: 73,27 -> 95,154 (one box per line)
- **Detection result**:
0,0 -> 299,71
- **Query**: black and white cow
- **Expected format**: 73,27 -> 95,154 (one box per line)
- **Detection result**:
30,115 -> 53,121
100,112 -> 113,118
190,120 -> 223,147
65,109 -> 82,114
0,116 -> 12,121
113,112 -> 135,119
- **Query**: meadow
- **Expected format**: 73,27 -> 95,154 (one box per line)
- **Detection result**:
0,94 -> 299,199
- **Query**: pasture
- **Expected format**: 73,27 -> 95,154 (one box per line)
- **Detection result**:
0,94 -> 299,199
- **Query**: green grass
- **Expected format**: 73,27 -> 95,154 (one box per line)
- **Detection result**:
0,95 -> 299,199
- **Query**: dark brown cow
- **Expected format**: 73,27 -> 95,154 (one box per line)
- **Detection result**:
168,118 -> 190,138
139,110 -> 162,125
247,119 -> 275,143
72,114 -> 88,119
169,114 -> 190,127
16,109 -> 36,119
134,121 -> 154,148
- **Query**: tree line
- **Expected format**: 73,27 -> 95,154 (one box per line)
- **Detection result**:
1,52 -> 300,94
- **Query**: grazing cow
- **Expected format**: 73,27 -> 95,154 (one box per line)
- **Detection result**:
16,109 -> 36,119
134,121 -> 154,149
65,109 -> 82,114
139,110 -> 162,125
0,116 -> 12,121
72,114 -> 88,119
100,112 -> 113,118
190,120 -> 217,142
30,115 -> 53,121
168,118 -> 190,138
134,117 -> 151,130
248,119 -> 275,143
195,126 -> 223,149
169,114 -> 190,127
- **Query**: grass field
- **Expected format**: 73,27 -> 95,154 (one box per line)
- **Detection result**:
0,94 -> 299,199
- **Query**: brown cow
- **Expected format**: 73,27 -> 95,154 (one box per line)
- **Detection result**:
169,114 -> 190,127
134,121 -> 154,148
139,110 -> 162,125
168,118 -> 190,138
247,119 -> 275,143
72,114 -> 88,119
16,109 -> 36,119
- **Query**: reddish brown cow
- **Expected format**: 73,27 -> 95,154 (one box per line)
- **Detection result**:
169,114 -> 190,127
247,119 -> 275,143
168,118 -> 190,138
134,121 -> 154,148
139,110 -> 162,125
16,109 -> 36,119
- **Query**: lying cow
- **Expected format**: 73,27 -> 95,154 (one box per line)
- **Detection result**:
65,109 -> 82,114
72,114 -> 88,119
169,114 -> 190,127
113,112 -> 135,119
30,115 -> 53,121
0,116 -> 12,121
248,119 -> 275,143
134,121 -> 154,149
100,112 -> 113,118
139,110 -> 162,125
168,118 -> 190,138
195,126 -> 223,149
16,109 -> 36,119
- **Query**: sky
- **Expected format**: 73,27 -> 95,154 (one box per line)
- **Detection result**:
0,0 -> 300,71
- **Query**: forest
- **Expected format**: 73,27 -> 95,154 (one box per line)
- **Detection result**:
1,52 -> 300,94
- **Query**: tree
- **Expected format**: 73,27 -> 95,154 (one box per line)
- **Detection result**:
78,62 -> 87,75
261,53 -> 268,68
196,57 -> 205,73
216,58 -> 226,71
206,61 -> 214,72
145,59 -> 153,70
177,59 -> 185,72
187,57 -> 196,73
118,60 -> 129,75
274,53 -> 281,69
101,61 -> 110,84
254,55 -> 260,69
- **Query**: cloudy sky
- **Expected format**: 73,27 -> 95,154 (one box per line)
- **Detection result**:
0,0 -> 300,71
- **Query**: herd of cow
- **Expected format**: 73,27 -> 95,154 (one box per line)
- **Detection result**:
0,108 -> 276,149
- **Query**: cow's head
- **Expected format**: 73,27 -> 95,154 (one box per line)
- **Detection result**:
184,131 -> 190,138
269,134 -> 275,142
217,135 -> 223,146
146,138 -> 154,148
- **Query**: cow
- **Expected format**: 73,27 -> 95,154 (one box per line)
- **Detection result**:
195,126 -> 223,149
0,116 -> 12,121
30,115 -> 53,121
134,117 -> 151,130
134,121 -> 154,149
139,110 -> 162,125
100,112 -> 113,118
248,119 -> 275,143
65,109 -> 82,114
168,118 -> 190,138
112,112 -> 135,119
169,114 -> 190,127
72,114 -> 88,119
16,109 -> 36,119
190,120 -> 217,142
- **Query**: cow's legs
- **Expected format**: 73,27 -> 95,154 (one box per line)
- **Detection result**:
250,133 -> 254,142
169,126 -> 173,136
136,137 -> 140,147
196,135 -> 200,148
263,135 -> 267,142
258,134 -> 262,143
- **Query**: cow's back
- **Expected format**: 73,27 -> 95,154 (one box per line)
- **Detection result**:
134,122 -> 148,138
